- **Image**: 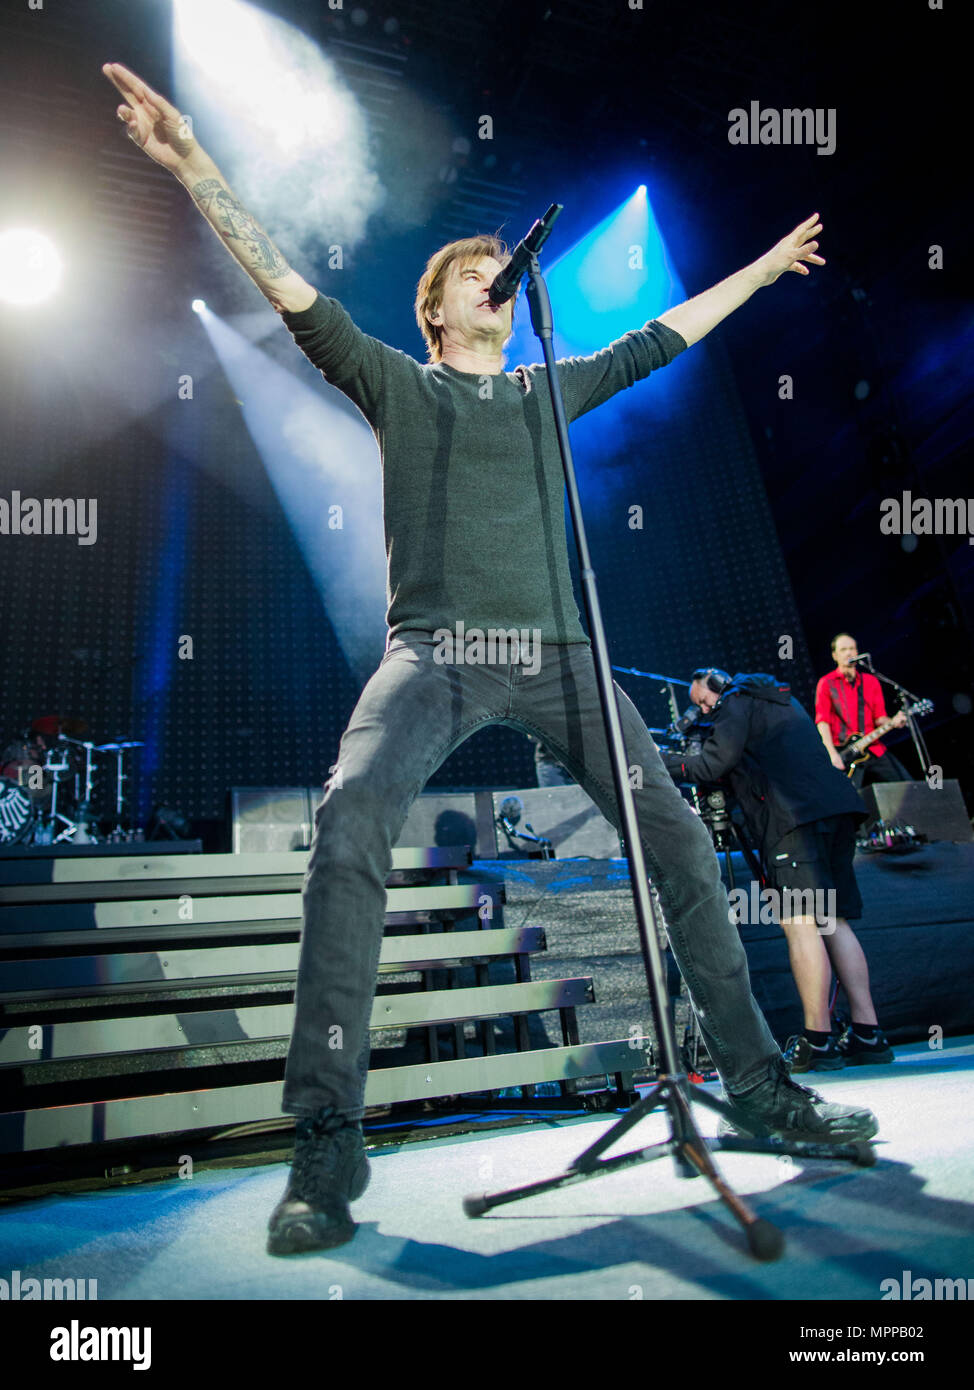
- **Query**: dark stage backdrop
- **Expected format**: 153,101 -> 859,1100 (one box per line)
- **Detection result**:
0,308 -> 812,829
2,0 -> 967,829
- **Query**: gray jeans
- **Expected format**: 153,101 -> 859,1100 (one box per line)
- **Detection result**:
282,633 -> 782,1119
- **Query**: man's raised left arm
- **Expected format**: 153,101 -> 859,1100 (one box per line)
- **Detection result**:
656,213 -> 825,348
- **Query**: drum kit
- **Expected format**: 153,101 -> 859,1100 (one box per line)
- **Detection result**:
0,715 -> 144,846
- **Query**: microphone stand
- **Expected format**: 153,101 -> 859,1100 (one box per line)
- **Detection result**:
496,814 -> 554,860
857,656 -> 932,777
463,240 -> 876,1261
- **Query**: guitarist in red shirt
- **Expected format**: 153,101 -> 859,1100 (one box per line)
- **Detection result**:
815,634 -> 912,789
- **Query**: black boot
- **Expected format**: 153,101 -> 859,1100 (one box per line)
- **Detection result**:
267,1106 -> 371,1256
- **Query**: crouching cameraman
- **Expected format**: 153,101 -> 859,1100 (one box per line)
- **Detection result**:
659,669 -> 894,1071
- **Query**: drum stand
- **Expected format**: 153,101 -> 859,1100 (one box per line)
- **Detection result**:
62,737 -> 101,844
98,742 -> 143,840
36,746 -> 78,845
14,727 -> 144,846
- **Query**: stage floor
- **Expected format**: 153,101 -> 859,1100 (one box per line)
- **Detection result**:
2,1036 -> 972,1302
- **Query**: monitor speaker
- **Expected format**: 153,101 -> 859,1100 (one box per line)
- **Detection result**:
395,789 -> 497,858
230,787 -> 314,853
860,779 -> 972,842
230,787 -> 498,857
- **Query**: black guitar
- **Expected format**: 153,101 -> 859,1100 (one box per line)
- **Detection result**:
837,699 -> 933,775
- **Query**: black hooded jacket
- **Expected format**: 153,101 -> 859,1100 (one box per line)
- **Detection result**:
665,674 -> 867,855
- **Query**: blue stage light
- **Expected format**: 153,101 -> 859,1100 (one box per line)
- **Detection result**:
507,184 -> 685,362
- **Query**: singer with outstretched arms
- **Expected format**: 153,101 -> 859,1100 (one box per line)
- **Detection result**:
103,62 -> 879,1256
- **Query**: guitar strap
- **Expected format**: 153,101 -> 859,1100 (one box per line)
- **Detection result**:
858,677 -> 866,742
829,679 -> 849,741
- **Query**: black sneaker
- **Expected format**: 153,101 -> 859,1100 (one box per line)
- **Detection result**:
836,1024 -> 895,1066
267,1106 -> 371,1256
719,1069 -> 878,1144
784,1033 -> 845,1072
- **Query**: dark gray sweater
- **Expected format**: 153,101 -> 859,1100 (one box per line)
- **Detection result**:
281,293 -> 687,643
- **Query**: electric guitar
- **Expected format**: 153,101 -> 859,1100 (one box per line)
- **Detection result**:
838,699 -> 933,774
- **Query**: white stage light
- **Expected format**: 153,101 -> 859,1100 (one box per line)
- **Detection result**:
0,229 -> 63,306
172,0 -> 383,258
192,299 -> 207,314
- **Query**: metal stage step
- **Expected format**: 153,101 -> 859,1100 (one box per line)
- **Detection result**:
0,1041 -> 649,1155
0,846 -> 465,903
0,847 -> 651,1166
0,976 -> 593,1065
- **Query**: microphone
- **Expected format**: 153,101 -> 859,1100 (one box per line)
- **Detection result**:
848,653 -> 872,664
487,204 -> 563,306
524,822 -> 554,852
496,799 -> 553,857
668,705 -> 703,739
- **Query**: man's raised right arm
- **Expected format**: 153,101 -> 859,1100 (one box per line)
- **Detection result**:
180,163 -> 316,314
102,63 -> 317,315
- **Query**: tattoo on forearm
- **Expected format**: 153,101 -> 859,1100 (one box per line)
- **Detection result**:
190,179 -> 292,280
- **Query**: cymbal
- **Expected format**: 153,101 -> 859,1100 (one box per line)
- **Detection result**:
97,741 -> 145,751
31,715 -> 89,737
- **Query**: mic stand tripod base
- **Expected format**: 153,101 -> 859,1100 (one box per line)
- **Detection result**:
464,1071 -> 876,1261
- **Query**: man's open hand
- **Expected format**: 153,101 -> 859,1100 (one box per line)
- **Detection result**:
102,63 -> 198,174
757,214 -> 826,286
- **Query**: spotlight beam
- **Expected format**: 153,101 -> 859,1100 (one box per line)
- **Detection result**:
194,307 -> 387,680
